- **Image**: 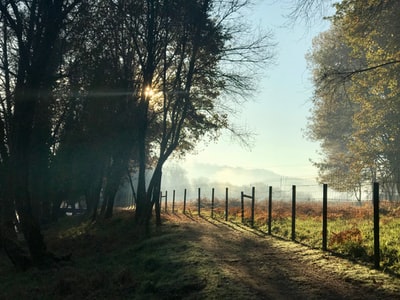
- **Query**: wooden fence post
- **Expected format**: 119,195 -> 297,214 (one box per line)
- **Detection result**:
251,187 -> 255,227
211,188 -> 215,218
172,190 -> 175,213
291,185 -> 296,241
198,188 -> 201,216
183,189 -> 187,214
164,191 -> 168,212
241,188 -> 255,227
159,192 -> 167,212
373,182 -> 380,269
268,186 -> 272,235
322,184 -> 328,251
225,187 -> 229,221
241,191 -> 244,223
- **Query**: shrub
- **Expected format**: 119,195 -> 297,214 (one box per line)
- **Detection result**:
329,228 -> 369,259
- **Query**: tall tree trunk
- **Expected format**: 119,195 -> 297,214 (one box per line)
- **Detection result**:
0,159 -> 13,228
30,92 -> 53,224
86,168 -> 104,222
135,100 -> 150,226
134,0 -> 156,227
103,157 -> 127,219
10,95 -> 48,266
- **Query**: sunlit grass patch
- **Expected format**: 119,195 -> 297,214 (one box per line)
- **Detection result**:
202,199 -> 400,275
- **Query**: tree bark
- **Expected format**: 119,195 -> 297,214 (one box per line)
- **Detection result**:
86,169 -> 104,223
135,100 -> 150,226
9,83 -> 49,266
150,167 -> 162,226
29,95 -> 53,224
103,157 -> 127,219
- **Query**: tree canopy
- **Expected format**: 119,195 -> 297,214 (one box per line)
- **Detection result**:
306,0 -> 400,199
0,0 -> 274,269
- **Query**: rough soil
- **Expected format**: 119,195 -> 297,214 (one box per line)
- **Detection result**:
165,213 -> 400,300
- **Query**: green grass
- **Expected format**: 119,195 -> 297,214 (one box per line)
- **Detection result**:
283,216 -> 400,275
1,211 -> 253,299
2,200 -> 400,298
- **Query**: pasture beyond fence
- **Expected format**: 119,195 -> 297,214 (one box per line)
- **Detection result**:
159,182 -> 400,275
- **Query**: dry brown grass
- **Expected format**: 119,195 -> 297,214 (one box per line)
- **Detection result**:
167,198 -> 400,220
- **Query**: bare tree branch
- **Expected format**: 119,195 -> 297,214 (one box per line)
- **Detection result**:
321,60 -> 400,82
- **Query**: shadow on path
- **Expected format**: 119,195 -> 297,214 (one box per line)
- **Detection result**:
163,214 -> 400,300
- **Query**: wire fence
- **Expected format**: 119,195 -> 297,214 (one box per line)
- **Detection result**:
159,182 -> 400,276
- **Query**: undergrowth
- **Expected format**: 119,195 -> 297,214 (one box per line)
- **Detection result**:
1,209 -> 277,299
0,211 -> 213,299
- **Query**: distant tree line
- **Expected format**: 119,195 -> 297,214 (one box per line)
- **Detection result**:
0,0 -> 273,269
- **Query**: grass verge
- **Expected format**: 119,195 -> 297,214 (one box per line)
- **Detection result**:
0,211 -> 214,299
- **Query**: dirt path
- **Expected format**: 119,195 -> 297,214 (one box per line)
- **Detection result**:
167,214 -> 400,300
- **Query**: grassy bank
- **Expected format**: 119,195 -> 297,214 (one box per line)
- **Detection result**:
1,202 -> 399,299
0,212 -> 217,299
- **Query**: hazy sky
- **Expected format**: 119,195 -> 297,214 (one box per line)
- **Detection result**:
175,1 -> 332,183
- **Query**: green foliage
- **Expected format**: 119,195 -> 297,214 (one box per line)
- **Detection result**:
307,0 -> 400,196
0,0 -> 274,232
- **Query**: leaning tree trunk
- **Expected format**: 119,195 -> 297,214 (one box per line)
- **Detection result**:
149,167 -> 162,226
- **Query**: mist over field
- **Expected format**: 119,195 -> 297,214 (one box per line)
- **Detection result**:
161,162 -> 321,201
114,162 -> 374,208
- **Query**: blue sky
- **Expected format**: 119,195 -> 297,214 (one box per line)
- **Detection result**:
175,1 -> 332,184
